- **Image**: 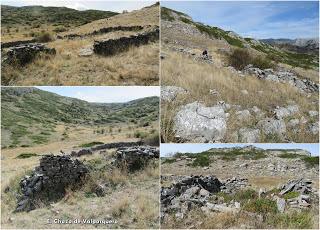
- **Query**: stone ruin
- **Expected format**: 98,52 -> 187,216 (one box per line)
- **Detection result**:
16,155 -> 88,212
161,176 -> 247,219
2,43 -> 56,66
60,25 -> 147,40
70,141 -> 143,157
1,39 -> 37,48
243,65 -> 319,93
93,28 -> 159,56
113,146 -> 159,172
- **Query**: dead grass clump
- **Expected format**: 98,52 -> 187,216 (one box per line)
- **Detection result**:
110,197 -> 130,218
35,32 -> 54,43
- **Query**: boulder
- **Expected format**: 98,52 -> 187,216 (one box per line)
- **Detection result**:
257,118 -> 286,137
238,128 -> 260,143
174,102 -> 227,142
274,105 -> 299,119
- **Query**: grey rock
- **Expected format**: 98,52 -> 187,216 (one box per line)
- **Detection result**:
161,86 -> 188,102
238,128 -> 260,143
257,118 -> 286,137
308,111 -> 318,117
274,105 -> 299,119
174,102 -> 227,142
308,122 -> 319,135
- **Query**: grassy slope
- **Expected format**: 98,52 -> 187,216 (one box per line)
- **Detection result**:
1,88 -> 159,147
1,5 -> 118,28
162,7 -> 319,69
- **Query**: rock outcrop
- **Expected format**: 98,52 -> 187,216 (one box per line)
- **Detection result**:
3,43 -> 56,66
16,155 -> 88,212
161,86 -> 188,102
93,28 -> 159,56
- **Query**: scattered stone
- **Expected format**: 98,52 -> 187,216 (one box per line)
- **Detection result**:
276,197 -> 286,213
174,102 -> 227,142
78,47 -> 93,57
308,111 -> 318,117
274,105 -> 299,119
241,90 -> 249,95
287,119 -> 300,128
161,86 -> 188,102
308,122 -> 319,135
235,110 -> 252,121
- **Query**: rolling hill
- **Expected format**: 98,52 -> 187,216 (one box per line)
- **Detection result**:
1,87 -> 159,147
1,5 -> 118,28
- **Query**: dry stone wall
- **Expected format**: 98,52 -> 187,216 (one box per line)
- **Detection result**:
93,28 -> 159,56
16,155 -> 88,212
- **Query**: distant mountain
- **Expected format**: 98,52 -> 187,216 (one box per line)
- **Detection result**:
1,87 -> 159,147
1,5 -> 118,27
260,38 -> 319,55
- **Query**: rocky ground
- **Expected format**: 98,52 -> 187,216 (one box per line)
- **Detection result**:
1,145 -> 160,229
160,7 -> 319,143
160,146 -> 319,229
161,175 -> 319,229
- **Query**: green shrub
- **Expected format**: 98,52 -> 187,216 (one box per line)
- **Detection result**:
53,26 -> 67,33
302,156 -> 319,168
191,155 -> 210,167
228,48 -> 252,70
162,158 -> 176,164
278,153 -> 301,158
251,56 -> 275,69
234,189 -> 258,201
243,198 -> 278,215
16,153 -> 38,159
134,131 -> 147,139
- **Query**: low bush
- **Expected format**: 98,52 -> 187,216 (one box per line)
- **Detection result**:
251,56 -> 275,69
191,154 -> 210,167
16,152 -> 38,159
228,49 -> 252,70
35,32 -> 54,42
79,141 -> 104,148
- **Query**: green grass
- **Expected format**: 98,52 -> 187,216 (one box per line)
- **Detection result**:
267,211 -> 314,229
283,191 -> 300,200
79,141 -> 104,148
243,198 -> 278,215
216,189 -> 258,204
191,154 -> 210,167
161,158 -> 176,164
16,152 -> 38,159
302,156 -> 319,168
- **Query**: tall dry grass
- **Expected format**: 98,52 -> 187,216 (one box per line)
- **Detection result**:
161,50 -> 318,143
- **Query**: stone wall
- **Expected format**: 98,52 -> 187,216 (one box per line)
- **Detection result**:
114,146 -> 159,171
61,25 -> 149,39
93,28 -> 159,56
3,43 -> 56,66
1,39 -> 37,48
16,155 -> 88,212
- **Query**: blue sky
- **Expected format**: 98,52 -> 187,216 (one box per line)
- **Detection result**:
1,0 -> 157,12
161,143 -> 319,157
36,86 -> 159,103
162,1 -> 319,39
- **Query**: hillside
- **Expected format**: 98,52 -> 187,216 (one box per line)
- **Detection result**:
160,7 -> 319,143
1,3 -> 159,86
1,87 -> 159,148
1,5 -> 118,27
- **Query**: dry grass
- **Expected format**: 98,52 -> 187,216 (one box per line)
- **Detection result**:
2,41 -> 159,86
161,50 -> 319,143
1,150 -> 160,229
